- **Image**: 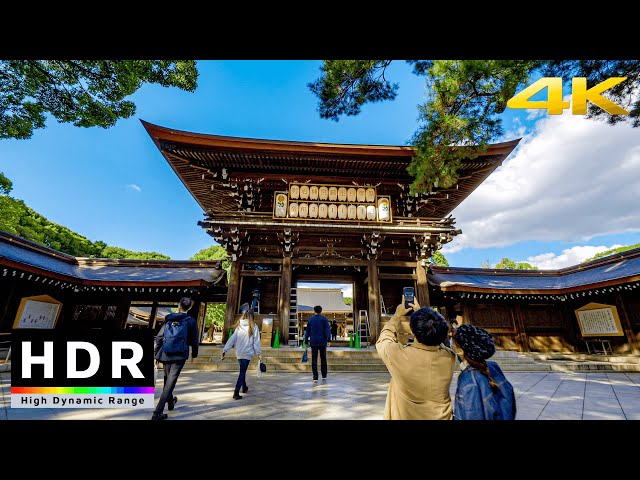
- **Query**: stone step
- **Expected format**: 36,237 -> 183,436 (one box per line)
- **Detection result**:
194,356 -> 384,365
185,363 -> 390,372
532,353 -> 640,364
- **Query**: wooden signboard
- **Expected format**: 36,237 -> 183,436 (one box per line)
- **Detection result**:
575,302 -> 624,337
12,295 -> 62,329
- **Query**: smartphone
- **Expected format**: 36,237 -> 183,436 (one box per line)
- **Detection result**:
403,287 -> 415,309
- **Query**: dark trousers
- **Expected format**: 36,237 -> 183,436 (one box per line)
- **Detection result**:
311,346 -> 328,380
154,360 -> 185,414
331,333 -> 337,341
235,359 -> 250,393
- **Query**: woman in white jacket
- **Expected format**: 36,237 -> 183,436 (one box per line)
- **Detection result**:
221,308 -> 262,400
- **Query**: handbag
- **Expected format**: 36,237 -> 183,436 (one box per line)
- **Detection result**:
256,359 -> 267,377
301,348 -> 308,363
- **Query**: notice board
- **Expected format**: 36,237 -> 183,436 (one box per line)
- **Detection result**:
575,302 -> 624,337
12,295 -> 62,329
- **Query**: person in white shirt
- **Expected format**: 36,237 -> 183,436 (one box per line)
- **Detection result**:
221,306 -> 262,400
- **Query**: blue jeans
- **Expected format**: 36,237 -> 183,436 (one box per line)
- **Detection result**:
154,360 -> 185,415
235,359 -> 250,393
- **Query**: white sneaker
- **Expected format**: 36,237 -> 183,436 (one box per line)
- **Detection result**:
313,379 -> 318,384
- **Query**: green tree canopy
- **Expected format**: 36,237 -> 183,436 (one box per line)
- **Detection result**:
0,60 -> 198,140
99,246 -> 170,260
191,245 -> 231,338
430,251 -> 449,267
493,257 -> 538,270
0,171 -> 12,195
584,243 -> 640,263
190,244 -> 230,280
310,60 -> 639,193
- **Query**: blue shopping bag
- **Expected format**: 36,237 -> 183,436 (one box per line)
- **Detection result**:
301,348 -> 308,363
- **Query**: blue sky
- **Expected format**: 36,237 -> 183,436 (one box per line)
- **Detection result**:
1,60 -> 639,269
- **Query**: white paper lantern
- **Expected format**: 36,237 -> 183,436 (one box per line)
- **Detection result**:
357,205 -> 367,219
300,185 -> 310,200
328,187 -> 337,201
275,193 -> 288,217
378,197 -> 390,221
309,203 -> 318,218
338,204 -> 348,219
338,187 -> 347,202
366,205 -> 376,220
289,202 -> 299,217
319,203 -> 328,218
347,188 -> 357,202
347,204 -> 357,219
319,186 -> 328,200
290,184 -> 299,199
299,203 -> 309,217
366,188 -> 376,202
309,186 -> 319,200
357,188 -> 366,202
328,204 -> 338,219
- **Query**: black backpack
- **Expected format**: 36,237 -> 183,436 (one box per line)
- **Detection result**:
162,318 -> 189,354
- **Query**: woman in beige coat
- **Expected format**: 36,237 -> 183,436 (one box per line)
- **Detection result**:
376,298 -> 456,420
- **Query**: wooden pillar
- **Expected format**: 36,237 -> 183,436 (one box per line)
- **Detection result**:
0,280 -> 17,331
614,292 -> 640,354
115,298 -> 131,329
278,256 -> 293,345
367,257 -> 380,343
416,261 -> 430,307
513,302 -> 530,352
223,260 -> 241,343
148,302 -> 158,332
191,299 -> 205,343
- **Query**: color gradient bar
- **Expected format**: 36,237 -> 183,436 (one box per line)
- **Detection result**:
12,387 -> 154,394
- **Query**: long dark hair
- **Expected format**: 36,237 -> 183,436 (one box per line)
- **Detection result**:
465,356 -> 499,392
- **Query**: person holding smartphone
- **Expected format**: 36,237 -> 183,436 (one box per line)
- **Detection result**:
375,295 -> 456,420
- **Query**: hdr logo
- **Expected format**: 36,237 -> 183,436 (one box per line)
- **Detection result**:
507,77 -> 629,115
11,330 -> 154,409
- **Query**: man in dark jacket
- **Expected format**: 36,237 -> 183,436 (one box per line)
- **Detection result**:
303,305 -> 331,383
152,297 -> 199,420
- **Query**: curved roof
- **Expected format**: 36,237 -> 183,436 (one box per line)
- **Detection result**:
0,230 -> 227,287
430,248 -> 640,294
142,120 -> 520,219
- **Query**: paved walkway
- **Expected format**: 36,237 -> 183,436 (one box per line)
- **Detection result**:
1,370 -> 639,420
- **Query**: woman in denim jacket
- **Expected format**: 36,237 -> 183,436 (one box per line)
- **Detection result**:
453,324 -> 516,420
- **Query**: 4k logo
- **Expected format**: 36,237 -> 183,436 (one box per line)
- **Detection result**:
507,77 -> 629,115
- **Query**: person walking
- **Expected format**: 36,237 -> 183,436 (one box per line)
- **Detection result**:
331,320 -> 338,341
303,305 -> 331,383
452,324 -> 516,420
376,297 -> 456,420
221,308 -> 262,400
152,297 -> 199,421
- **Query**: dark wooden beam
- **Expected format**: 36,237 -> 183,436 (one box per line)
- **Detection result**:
279,256 -> 293,344
368,258 -> 381,343
223,261 -> 241,342
293,258 -> 368,266
379,273 -> 418,280
239,271 -> 282,277
614,293 -> 640,354
513,303 -> 530,352
416,261 -> 430,307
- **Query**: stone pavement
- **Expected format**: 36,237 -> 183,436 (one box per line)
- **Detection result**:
1,370 -> 639,420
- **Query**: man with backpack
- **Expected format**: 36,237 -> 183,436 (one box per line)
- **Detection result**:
152,297 -> 199,421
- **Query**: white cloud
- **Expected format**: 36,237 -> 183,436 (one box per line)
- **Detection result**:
526,109 -> 546,121
446,114 -> 640,252
127,184 -> 142,192
526,244 -> 622,270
